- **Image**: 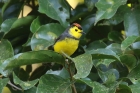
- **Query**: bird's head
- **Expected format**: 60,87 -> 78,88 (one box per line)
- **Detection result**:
68,23 -> 85,39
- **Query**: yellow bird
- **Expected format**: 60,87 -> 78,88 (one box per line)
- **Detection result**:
53,23 -> 84,56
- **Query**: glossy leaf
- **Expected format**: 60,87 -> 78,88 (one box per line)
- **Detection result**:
118,83 -> 131,93
124,6 -> 140,37
70,5 -> 88,23
0,39 -> 14,62
98,69 -> 119,83
129,83 -> 140,93
107,81 -> 120,93
108,31 -> 123,43
37,74 -> 72,93
108,5 -> 129,25
30,17 -> 41,33
72,54 -> 93,79
95,59 -> 115,67
85,0 -> 98,11
120,54 -> 137,71
0,18 -> 17,33
121,36 -> 140,51
128,64 -> 140,79
38,0 -> 70,27
2,50 -> 65,70
13,73 -> 38,90
31,23 -> 65,50
124,6 -> 140,49
85,40 -> 106,51
0,16 -> 35,36
2,1 -> 24,20
80,79 -> 109,93
46,68 -> 70,79
95,0 -> 127,24
86,49 -> 120,61
24,87 -> 37,93
106,43 -> 122,55
81,14 -> 96,33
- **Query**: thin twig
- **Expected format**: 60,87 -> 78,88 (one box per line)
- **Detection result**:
66,60 -> 77,93
8,81 -> 22,91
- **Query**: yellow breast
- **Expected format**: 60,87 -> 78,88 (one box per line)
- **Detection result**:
54,38 -> 79,56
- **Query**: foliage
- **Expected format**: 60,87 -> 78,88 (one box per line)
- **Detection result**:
0,0 -> 140,93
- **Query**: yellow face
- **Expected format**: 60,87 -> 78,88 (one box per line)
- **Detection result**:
69,26 -> 83,39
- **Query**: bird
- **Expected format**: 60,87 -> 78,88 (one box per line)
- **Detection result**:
53,23 -> 85,56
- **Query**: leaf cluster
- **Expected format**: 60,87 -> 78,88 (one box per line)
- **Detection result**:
0,0 -> 140,93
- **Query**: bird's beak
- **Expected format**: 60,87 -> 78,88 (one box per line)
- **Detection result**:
81,31 -> 86,34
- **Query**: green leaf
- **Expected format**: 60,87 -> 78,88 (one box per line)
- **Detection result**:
118,83 -> 131,93
124,6 -> 140,37
0,39 -> 14,62
38,0 -> 70,27
46,68 -> 70,79
30,17 -> 41,33
106,43 -> 122,55
72,54 -> 93,79
95,59 -> 115,67
0,18 -> 17,33
10,16 -> 36,30
37,74 -> 72,93
129,83 -> 140,93
2,50 -> 65,70
108,5 -> 130,25
2,1 -> 24,20
121,36 -> 140,51
129,78 -> 140,84
124,6 -> 140,49
86,48 -> 120,61
0,16 -> 36,37
95,0 -> 127,24
107,81 -> 120,93
31,23 -> 65,50
84,0 -> 98,11
0,78 -> 9,93
81,14 -> 96,33
70,5 -> 88,23
120,54 -> 137,71
79,79 -> 109,93
13,73 -> 38,90
85,40 -> 106,52
98,69 -> 119,84
92,82 -> 109,93
108,31 -> 123,43
128,64 -> 140,79
24,87 -> 37,93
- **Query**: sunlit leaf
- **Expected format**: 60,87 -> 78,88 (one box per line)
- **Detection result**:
13,73 -> 38,90
38,0 -> 70,27
129,83 -> 140,93
72,54 -> 93,79
1,50 -> 65,76
95,0 -> 127,24
0,39 -> 14,62
121,36 -> 140,51
31,23 -> 65,50
120,54 -> 137,71
86,48 -> 120,61
30,17 -> 41,33
37,74 -> 72,93
128,64 -> 140,79
79,79 -> 109,93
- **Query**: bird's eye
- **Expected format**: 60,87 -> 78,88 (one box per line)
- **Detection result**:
75,29 -> 78,32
